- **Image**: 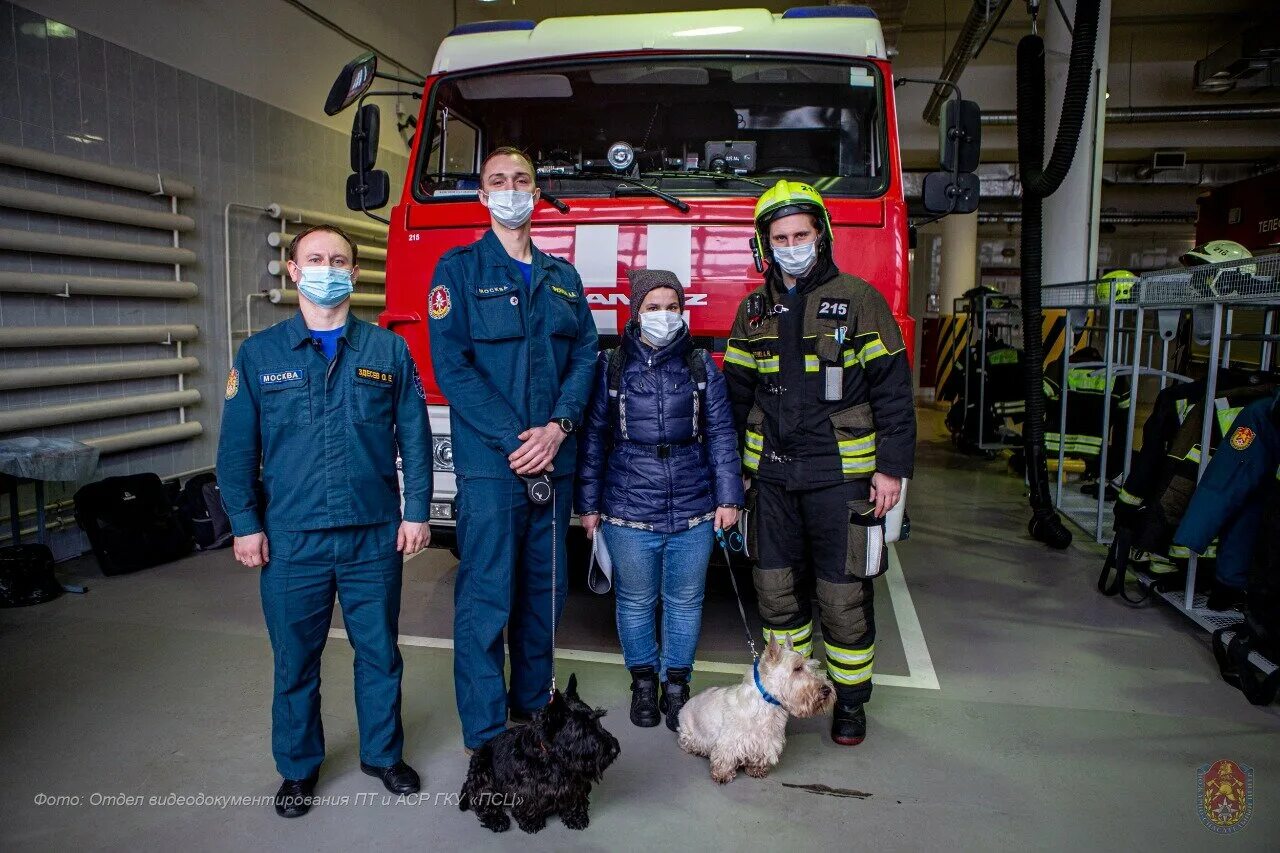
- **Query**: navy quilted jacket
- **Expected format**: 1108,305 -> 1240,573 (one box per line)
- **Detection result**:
575,325 -> 744,533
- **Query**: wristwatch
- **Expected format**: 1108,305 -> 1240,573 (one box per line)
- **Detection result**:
554,417 -> 575,435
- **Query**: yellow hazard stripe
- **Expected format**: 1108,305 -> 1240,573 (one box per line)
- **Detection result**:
934,314 -> 969,394
724,345 -> 756,370
838,435 -> 876,455
805,354 -> 820,373
826,659 -> 873,685
825,642 -> 874,666
742,449 -> 760,471
758,356 -> 780,374
854,333 -> 892,366
745,431 -> 764,452
842,458 -> 877,474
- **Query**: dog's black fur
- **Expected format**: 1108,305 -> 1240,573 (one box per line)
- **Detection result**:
460,674 -> 620,833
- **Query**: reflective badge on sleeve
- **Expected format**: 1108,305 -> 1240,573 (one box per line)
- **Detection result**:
412,367 -> 425,400
1230,426 -> 1255,451
224,368 -> 239,400
428,285 -> 451,320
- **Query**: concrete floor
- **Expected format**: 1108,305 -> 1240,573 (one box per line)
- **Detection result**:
2,408 -> 1278,851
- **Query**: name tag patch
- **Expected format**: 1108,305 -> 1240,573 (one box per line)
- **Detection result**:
477,284 -> 513,296
260,369 -> 304,386
815,298 -> 850,320
549,284 -> 579,301
356,367 -> 394,385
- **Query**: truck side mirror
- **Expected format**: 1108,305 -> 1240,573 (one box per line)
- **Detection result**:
347,171 -> 389,212
347,103 -> 389,213
351,103 -> 380,172
939,99 -> 981,173
325,51 -> 378,116
922,171 -> 979,215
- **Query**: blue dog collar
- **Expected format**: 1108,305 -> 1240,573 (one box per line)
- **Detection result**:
753,658 -> 782,706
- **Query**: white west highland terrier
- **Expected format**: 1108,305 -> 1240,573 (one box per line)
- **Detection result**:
677,635 -> 836,783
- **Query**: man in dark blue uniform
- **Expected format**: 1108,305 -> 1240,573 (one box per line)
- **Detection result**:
428,147 -> 598,751
217,224 -> 432,817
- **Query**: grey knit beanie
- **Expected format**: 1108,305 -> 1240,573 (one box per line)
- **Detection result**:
626,268 -> 685,320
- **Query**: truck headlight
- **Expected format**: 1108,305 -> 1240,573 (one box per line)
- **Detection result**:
432,436 -> 453,472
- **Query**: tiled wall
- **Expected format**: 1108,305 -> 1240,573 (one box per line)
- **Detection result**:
0,0 -> 408,552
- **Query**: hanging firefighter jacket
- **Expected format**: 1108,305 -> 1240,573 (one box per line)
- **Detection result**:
1174,392 -> 1280,592
1128,381 -> 1276,559
1043,347 -> 1130,478
942,335 -> 1026,449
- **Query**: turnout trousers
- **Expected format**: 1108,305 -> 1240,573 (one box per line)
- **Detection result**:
753,479 -> 877,706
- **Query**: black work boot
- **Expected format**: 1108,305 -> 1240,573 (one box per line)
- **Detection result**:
831,702 -> 867,746
629,666 -> 660,727
659,667 -> 691,732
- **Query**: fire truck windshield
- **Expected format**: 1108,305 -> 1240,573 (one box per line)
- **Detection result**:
414,56 -> 888,203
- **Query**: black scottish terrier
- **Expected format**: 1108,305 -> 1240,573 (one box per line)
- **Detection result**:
460,674 -> 620,833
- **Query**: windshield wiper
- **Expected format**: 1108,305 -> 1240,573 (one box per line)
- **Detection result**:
548,172 -> 689,213
642,170 -> 768,188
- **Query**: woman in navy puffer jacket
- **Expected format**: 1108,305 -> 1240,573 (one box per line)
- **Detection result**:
577,268 -> 744,732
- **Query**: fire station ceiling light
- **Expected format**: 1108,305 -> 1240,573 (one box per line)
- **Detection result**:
672,26 -> 744,38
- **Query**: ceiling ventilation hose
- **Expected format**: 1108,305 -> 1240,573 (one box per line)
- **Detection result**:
1016,0 -> 1101,549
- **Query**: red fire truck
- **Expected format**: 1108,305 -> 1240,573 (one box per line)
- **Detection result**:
325,6 -> 978,541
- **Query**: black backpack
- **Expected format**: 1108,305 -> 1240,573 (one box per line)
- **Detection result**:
177,473 -> 233,551
0,544 -> 62,607
74,473 -> 193,576
605,345 -> 709,434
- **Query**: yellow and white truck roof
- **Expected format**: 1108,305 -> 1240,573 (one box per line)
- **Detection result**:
431,6 -> 887,74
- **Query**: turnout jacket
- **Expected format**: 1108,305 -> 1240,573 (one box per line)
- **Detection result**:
724,255 -> 915,490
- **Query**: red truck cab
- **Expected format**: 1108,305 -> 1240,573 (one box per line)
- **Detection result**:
330,6 -> 933,534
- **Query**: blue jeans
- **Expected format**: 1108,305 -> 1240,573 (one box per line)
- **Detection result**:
606,521 -> 713,681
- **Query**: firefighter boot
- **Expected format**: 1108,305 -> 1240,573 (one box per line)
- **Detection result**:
629,666 -> 660,728
831,692 -> 867,746
659,667 -> 691,732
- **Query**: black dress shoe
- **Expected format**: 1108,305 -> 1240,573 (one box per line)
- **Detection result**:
361,760 -> 421,795
274,775 -> 318,818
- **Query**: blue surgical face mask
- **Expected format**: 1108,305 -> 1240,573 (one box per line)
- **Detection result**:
772,240 -> 818,278
297,265 -> 354,308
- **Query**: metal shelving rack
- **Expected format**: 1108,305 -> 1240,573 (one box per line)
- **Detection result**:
950,291 -> 1025,452
1044,255 -> 1279,664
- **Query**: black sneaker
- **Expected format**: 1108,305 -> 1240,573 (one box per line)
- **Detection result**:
629,665 -> 660,727
659,667 -> 691,733
274,774 -> 319,818
831,703 -> 867,746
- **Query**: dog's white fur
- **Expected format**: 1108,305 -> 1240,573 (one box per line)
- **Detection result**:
677,635 -> 835,783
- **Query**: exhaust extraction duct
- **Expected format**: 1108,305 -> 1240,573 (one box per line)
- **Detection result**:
923,0 -> 1015,125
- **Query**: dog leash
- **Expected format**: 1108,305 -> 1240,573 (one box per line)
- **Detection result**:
550,485 -> 558,695
715,527 -> 758,661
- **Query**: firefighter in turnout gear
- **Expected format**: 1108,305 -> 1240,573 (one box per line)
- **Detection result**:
724,181 -> 916,746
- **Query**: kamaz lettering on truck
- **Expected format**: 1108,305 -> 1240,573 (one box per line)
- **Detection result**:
324,6 -> 981,540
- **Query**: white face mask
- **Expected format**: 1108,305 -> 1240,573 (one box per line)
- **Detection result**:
772,240 -> 818,278
638,310 -> 686,347
482,189 -> 535,229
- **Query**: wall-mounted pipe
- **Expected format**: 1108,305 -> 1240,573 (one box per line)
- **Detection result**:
0,142 -> 194,198
0,228 -> 197,266
0,324 -> 199,348
0,389 -> 202,433
971,211 -> 1197,225
267,260 -> 384,284
981,102 -> 1280,126
84,421 -> 204,455
268,231 -> 387,261
0,356 -> 200,391
923,0 -> 1015,125
268,288 -> 386,307
0,186 -> 195,232
265,202 -> 389,242
0,271 -> 198,299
